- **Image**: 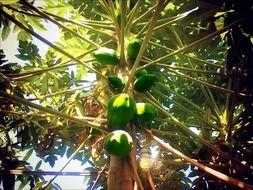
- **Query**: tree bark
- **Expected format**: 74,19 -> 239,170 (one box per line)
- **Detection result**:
107,156 -> 134,190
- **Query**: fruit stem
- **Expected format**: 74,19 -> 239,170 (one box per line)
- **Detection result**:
139,7 -> 197,38
147,40 -> 224,68
119,0 -> 127,65
105,0 -> 121,41
125,0 -> 141,33
136,2 -> 168,38
123,0 -> 167,92
131,4 -> 157,29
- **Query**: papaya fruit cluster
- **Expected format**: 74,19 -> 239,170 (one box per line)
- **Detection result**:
92,39 -> 158,157
104,93 -> 157,157
93,39 -> 156,93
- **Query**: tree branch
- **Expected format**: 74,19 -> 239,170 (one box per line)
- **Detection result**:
0,9 -> 106,79
20,0 -> 99,48
123,0 -> 168,92
43,136 -> 91,189
137,16 -> 248,71
145,129 -> 253,190
0,91 -> 108,132
0,170 -> 106,176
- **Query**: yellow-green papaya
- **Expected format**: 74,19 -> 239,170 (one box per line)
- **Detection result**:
107,93 -> 136,129
108,76 -> 125,91
136,103 -> 157,124
135,69 -> 148,78
103,130 -> 133,157
127,39 -> 142,60
92,47 -> 119,65
134,74 -> 156,92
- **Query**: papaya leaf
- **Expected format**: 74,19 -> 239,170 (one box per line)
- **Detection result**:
0,0 -> 18,5
1,21 -> 11,40
35,160 -> 42,170
23,149 -> 33,161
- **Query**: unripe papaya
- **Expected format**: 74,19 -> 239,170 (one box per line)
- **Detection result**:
103,130 -> 133,157
92,47 -> 119,65
134,74 -> 156,92
108,76 -> 125,91
127,39 -> 142,60
135,69 -> 148,78
136,103 -> 157,124
107,93 -> 136,129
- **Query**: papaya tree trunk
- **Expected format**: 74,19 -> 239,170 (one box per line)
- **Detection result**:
107,156 -> 134,190
107,127 -> 140,190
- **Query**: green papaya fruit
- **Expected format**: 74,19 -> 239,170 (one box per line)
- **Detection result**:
127,39 -> 142,60
135,69 -> 148,78
136,103 -> 157,124
92,47 -> 119,65
134,74 -> 156,92
103,130 -> 133,157
108,76 -> 125,91
107,93 -> 136,129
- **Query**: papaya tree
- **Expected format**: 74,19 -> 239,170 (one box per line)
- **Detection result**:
0,0 -> 253,189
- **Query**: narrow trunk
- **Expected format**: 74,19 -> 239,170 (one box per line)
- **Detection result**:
107,156 -> 134,190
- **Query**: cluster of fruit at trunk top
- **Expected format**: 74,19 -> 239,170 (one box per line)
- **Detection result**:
104,93 -> 157,157
92,39 -> 157,157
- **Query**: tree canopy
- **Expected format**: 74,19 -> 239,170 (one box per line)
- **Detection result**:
0,0 -> 253,189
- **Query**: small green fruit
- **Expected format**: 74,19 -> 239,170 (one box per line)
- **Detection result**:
135,69 -> 148,78
127,39 -> 142,60
103,130 -> 133,157
136,103 -> 157,124
108,76 -> 125,91
134,74 -> 156,92
107,93 -> 136,129
92,47 -> 119,65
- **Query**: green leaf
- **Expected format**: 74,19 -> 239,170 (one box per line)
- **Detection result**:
108,76 -> 125,91
66,147 -> 73,158
56,144 -> 67,157
27,17 -> 47,32
17,30 -> 32,41
41,74 -> 48,94
0,0 -> 19,5
134,74 -> 156,92
45,155 -> 58,167
21,126 -> 31,149
35,160 -> 42,170
32,181 -> 48,190
23,149 -> 33,161
76,65 -> 87,81
75,101 -> 85,117
1,22 -> 11,40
